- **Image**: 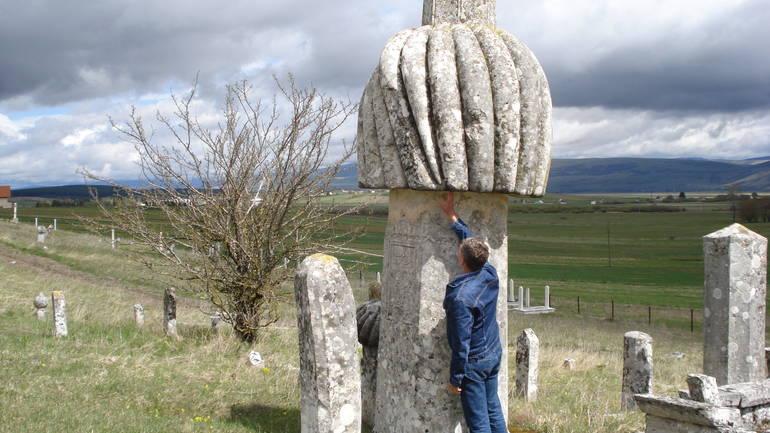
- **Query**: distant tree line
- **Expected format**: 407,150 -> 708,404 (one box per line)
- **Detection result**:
738,198 -> 770,223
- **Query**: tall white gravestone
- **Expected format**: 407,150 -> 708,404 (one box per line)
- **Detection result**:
294,254 -> 361,433
356,0 -> 553,430
621,331 -> 653,411
163,287 -> 179,339
703,224 -> 767,385
11,202 -> 18,223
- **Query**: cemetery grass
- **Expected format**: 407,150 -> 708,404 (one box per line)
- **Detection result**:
1,220 -> 703,433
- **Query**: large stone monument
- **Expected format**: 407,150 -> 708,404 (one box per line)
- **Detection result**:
356,0 -> 552,430
294,254 -> 361,433
703,224 -> 767,385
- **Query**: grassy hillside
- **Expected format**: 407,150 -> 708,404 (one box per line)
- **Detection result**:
0,220 -> 703,433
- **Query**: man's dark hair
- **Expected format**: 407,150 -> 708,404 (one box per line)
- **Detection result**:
460,238 -> 489,272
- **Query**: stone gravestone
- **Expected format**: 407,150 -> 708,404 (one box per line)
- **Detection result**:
356,299 -> 381,429
356,0 -> 552,428
703,224 -> 767,385
34,293 -> 48,320
515,328 -> 539,402
294,254 -> 361,433
163,287 -> 179,339
133,304 -> 145,327
210,312 -> 222,333
37,226 -> 47,243
11,202 -> 18,223
621,331 -> 653,411
52,291 -> 68,337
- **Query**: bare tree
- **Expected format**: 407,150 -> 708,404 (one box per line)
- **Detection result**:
83,78 -> 361,342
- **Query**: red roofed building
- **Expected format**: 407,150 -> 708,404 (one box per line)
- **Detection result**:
0,185 -> 11,208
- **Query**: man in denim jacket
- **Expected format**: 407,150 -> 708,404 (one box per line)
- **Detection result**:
440,192 -> 507,433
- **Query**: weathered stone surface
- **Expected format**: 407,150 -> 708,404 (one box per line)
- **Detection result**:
37,226 -> 47,243
402,26 -> 442,184
563,358 -> 576,370
356,300 -> 380,429
515,328 -> 539,402
163,287 -> 179,339
295,254 -> 361,433
635,395 -> 742,428
428,24 -> 467,190
423,0 -> 496,25
622,331 -> 653,410
370,69 -> 408,188
703,224 -> 767,385
688,374 -> 721,405
499,32 -> 552,197
644,415 -> 734,433
453,25 -> 494,192
473,25 -> 520,191
356,300 -> 381,348
357,22 -> 552,196
34,293 -> 48,320
375,190 -> 508,432
359,75 -> 385,189
379,30 -> 438,190
721,379 -> 770,408
52,291 -> 67,337
133,304 -> 144,327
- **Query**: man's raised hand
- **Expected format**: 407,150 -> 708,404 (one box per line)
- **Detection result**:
440,192 -> 458,223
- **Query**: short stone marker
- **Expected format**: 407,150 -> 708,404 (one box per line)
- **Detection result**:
562,358 -> 576,370
37,226 -> 47,243
356,299 -> 381,429
52,291 -> 68,337
621,331 -> 653,410
210,312 -> 221,333
133,304 -> 144,327
515,328 -> 539,402
703,224 -> 767,385
294,254 -> 361,433
687,374 -> 721,405
34,293 -> 48,320
163,287 -> 179,339
11,203 -> 18,223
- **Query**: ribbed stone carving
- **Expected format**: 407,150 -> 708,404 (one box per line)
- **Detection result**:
357,23 -> 552,196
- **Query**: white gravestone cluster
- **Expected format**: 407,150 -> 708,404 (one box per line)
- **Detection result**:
294,254 -> 361,433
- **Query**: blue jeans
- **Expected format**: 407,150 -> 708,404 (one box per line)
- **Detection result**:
460,351 -> 507,433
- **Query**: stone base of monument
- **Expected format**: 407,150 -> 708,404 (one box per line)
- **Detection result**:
510,306 -> 556,315
635,379 -> 770,432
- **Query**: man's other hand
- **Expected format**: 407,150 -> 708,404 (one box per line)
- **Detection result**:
440,192 -> 458,223
447,383 -> 462,396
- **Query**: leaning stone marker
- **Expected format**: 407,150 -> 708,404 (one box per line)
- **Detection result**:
621,331 -> 653,410
703,224 -> 767,385
515,328 -> 539,402
356,0 -> 552,429
34,293 -> 48,320
294,254 -> 361,433
686,374 -> 720,405
52,291 -> 67,337
163,288 -> 179,339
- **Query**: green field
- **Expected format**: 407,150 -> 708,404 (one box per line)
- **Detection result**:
0,219 -> 703,433
1,193 -> 757,316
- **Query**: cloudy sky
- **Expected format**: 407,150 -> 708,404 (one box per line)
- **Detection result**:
1,0 -> 769,186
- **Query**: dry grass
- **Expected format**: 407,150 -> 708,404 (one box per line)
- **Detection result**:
0,220 -> 702,432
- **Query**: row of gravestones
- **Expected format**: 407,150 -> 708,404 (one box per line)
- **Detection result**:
31,287 -> 222,339
292,223 -> 770,433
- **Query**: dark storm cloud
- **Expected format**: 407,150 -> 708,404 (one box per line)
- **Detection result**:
1,0 -> 768,112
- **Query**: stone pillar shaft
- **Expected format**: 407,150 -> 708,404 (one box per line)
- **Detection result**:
621,331 -> 653,410
295,254 -> 361,433
163,288 -> 179,339
375,190 -> 508,432
703,224 -> 767,385
515,328 -> 539,402
423,0 -> 496,25
52,291 -> 67,337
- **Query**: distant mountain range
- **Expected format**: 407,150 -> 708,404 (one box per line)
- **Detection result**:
10,157 -> 770,198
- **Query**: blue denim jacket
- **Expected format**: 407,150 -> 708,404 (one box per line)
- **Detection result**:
443,219 -> 502,387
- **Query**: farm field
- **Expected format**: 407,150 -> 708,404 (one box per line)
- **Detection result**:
4,193 -> 756,311
0,219 -> 702,433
